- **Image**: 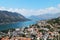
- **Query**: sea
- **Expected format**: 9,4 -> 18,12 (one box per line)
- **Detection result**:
0,21 -> 37,31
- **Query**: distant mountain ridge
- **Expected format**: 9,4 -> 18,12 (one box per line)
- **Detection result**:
29,15 -> 45,21
0,10 -> 29,24
38,13 -> 60,19
29,13 -> 60,21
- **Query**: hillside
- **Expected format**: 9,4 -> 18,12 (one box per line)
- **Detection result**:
29,15 -> 45,21
0,10 -> 29,24
29,13 -> 60,21
47,17 -> 60,25
38,13 -> 60,20
47,17 -> 60,31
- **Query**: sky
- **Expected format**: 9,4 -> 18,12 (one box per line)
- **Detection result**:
0,0 -> 60,17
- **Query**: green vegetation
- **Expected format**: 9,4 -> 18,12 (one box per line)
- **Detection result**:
47,17 -> 60,25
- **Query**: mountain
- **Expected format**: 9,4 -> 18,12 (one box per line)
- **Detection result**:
47,17 -> 60,31
47,17 -> 60,25
29,13 -> 60,21
38,13 -> 60,20
0,10 -> 29,24
29,15 -> 45,21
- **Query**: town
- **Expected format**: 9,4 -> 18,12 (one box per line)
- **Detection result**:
0,18 -> 60,40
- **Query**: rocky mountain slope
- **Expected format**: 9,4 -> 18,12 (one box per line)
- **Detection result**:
0,10 -> 29,24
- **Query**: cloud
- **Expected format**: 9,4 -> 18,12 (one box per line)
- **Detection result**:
0,4 -> 60,17
42,7 -> 60,14
0,7 -> 6,10
58,4 -> 60,8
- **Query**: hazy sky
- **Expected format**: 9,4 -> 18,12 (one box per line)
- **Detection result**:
0,0 -> 60,17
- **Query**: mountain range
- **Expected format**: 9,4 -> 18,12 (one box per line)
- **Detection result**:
0,10 -> 60,24
0,10 -> 29,24
29,13 -> 60,21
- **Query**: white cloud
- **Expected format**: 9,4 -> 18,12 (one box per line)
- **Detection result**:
0,7 -> 6,10
58,4 -> 60,8
0,4 -> 60,17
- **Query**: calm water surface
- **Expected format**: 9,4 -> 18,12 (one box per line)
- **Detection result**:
0,21 -> 37,30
